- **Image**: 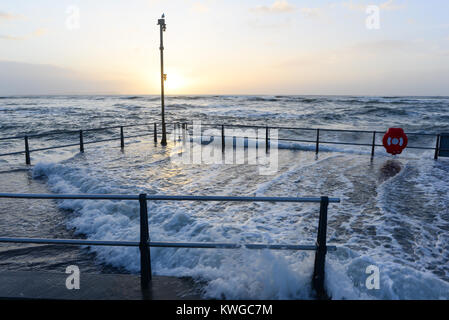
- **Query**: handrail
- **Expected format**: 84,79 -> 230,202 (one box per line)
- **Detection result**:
0,237 -> 336,251
0,122 -> 148,141
0,192 -> 340,203
199,123 -> 440,136
0,192 -> 339,299
0,121 -> 180,141
0,121 -> 440,140
0,121 -> 445,164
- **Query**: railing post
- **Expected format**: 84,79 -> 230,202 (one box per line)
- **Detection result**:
312,196 -> 329,300
221,125 -> 225,153
120,126 -> 125,149
139,193 -> 152,289
182,123 -> 186,143
79,130 -> 84,153
153,123 -> 157,143
24,136 -> 31,165
173,123 -> 176,142
434,134 -> 440,160
370,131 -> 376,160
315,129 -> 320,155
266,126 -> 269,153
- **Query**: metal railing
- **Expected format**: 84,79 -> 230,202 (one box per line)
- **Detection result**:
0,122 -> 167,165
194,123 -> 447,160
0,121 -> 447,165
0,192 -> 339,299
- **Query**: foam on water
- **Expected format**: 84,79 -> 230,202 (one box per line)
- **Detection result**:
31,152 -> 321,299
29,137 -> 449,299
2,95 -> 449,299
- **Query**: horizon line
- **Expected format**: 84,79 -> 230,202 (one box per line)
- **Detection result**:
2,93 -> 449,98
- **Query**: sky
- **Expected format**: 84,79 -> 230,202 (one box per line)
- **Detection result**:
0,0 -> 449,96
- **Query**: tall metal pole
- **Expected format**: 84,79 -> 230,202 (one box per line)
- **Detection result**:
158,14 -> 167,146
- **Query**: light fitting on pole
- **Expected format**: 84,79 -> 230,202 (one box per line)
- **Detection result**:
158,14 -> 166,31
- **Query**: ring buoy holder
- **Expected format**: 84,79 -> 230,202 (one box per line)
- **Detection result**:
383,128 -> 408,155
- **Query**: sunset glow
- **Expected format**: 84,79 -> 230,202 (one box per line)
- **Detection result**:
164,70 -> 188,93
1,1 -> 449,95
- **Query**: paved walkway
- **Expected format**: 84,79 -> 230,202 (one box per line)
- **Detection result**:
0,271 -> 201,300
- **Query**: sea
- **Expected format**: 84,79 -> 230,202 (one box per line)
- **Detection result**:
0,95 -> 448,299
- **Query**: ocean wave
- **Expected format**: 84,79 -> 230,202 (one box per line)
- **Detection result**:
28,143 -> 449,299
120,96 -> 160,101
2,94 -> 449,299
30,161 -> 318,298
246,96 -> 278,102
169,96 -> 208,100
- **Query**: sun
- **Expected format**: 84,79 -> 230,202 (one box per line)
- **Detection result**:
164,70 -> 187,92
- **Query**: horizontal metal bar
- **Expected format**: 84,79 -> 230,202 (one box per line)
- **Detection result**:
1,123 -> 439,160
29,142 -> 82,152
318,140 -> 436,150
277,138 -> 438,151
0,131 -> 175,157
125,133 -> 154,139
18,135 -> 155,154
0,135 -> 28,141
145,195 -> 340,203
28,137 -> 126,153
0,193 -> 340,203
1,121 -> 440,142
318,140 -> 373,147
403,145 -> 437,150
0,122 -> 158,141
0,193 -> 140,200
148,242 -> 337,251
78,121 -> 176,133
0,150 -> 27,157
200,123 -> 439,136
0,137 -> 440,158
277,138 -> 374,147
193,135 -> 437,151
0,237 -> 139,246
0,237 -> 337,251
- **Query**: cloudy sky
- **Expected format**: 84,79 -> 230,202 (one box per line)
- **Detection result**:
1,0 -> 448,95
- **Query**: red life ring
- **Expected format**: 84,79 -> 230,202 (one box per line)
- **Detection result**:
382,128 -> 408,155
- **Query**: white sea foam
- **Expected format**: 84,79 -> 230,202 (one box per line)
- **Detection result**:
30,139 -> 449,299
2,94 -> 447,299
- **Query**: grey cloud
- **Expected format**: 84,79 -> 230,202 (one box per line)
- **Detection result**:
0,61 -> 121,95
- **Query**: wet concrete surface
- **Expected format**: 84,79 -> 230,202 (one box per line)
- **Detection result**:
0,271 -> 201,300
